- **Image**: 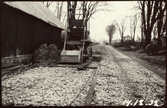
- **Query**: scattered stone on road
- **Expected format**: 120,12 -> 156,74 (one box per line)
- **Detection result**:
1,45 -> 166,106
92,45 -> 165,106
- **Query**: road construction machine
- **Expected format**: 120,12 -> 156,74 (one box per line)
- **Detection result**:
60,1 -> 92,63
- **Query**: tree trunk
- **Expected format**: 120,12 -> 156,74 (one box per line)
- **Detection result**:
121,36 -> 123,44
59,2 -> 64,20
120,32 -> 123,44
109,36 -> 111,45
133,30 -> 136,44
145,29 -> 152,47
56,2 -> 60,19
141,18 -> 144,46
157,20 -> 162,48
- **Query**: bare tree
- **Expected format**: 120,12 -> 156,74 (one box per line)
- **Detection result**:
106,24 -> 116,45
43,1 -> 65,22
43,1 -> 110,25
152,24 -> 158,38
130,14 -> 139,43
84,2 -> 109,22
70,1 -> 110,23
130,16 -> 133,39
54,2 -> 64,20
138,1 -> 167,47
115,19 -> 127,44
157,1 -> 166,47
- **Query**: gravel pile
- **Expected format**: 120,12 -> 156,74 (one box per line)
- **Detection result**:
2,66 -> 96,106
33,44 -> 60,66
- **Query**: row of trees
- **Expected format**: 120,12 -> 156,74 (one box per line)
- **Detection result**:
106,1 -> 166,48
44,1 -> 166,48
138,0 -> 167,47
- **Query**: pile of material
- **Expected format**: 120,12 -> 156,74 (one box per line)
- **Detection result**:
33,44 -> 60,66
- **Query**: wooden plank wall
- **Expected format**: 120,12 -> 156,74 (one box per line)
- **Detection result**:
2,4 -> 63,58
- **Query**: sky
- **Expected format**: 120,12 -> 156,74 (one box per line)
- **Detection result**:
48,1 -> 141,43
89,1 -> 141,43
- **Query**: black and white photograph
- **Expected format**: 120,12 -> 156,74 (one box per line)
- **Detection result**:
1,0 -> 166,107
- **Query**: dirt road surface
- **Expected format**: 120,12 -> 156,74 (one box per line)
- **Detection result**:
92,45 -> 166,106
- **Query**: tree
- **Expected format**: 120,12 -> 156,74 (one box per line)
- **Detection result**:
68,1 -> 110,23
43,1 -> 110,28
115,19 -> 127,44
67,1 -> 110,42
43,1 -> 66,22
83,2 -> 109,23
130,14 -> 139,43
157,1 -> 166,47
106,24 -> 116,45
138,1 -> 167,47
54,2 -> 64,20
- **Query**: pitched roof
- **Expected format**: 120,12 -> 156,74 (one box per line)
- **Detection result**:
4,2 -> 65,29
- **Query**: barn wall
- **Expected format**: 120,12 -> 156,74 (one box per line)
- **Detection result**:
1,4 -> 63,67
2,4 -> 63,58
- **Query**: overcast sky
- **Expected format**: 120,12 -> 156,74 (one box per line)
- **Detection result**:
48,1 -> 141,43
89,1 -> 141,43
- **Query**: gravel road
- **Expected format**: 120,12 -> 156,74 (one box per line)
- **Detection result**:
92,45 -> 166,106
1,45 -> 166,106
2,66 -> 96,106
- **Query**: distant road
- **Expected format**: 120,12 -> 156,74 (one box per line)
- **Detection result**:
91,45 -> 165,106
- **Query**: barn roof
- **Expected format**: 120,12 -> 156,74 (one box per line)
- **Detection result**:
4,2 -> 65,29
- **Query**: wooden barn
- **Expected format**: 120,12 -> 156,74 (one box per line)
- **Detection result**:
1,2 -> 65,68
